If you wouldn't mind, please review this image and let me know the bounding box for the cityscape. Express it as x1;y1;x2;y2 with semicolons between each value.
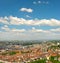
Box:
0;40;60;63
0;0;60;63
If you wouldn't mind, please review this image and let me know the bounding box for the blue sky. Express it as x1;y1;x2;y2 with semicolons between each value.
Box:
0;0;60;40
0;0;60;19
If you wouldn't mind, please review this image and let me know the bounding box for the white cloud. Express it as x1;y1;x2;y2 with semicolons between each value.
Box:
12;29;26;32
35;19;60;26
33;1;37;4
9;16;60;26
4;25;8;28
29;27;51;33
0;29;60;40
38;1;41;4
1;25;60;40
1;25;60;33
1;25;26;32
1;25;10;31
43;1;49;4
50;28;60;32
26;15;31;18
0;16;60;26
30;27;43;32
33;1;49;5
9;16;23;25
0;16;9;24
20;8;33;13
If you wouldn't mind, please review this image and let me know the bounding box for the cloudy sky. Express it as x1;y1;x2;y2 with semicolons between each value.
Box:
0;0;60;40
